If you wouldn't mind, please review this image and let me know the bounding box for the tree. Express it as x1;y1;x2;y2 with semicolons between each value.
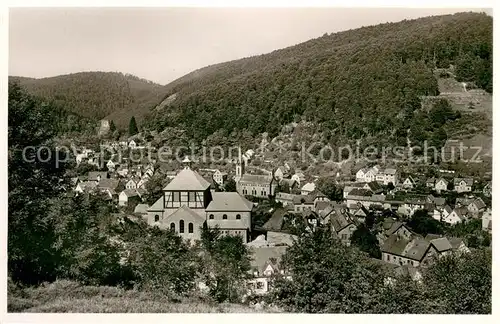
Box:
109;120;116;132
129;116;139;136
422;248;491;313
224;178;237;192
199;225;251;302
407;209;444;236
270;225;386;313
8;82;70;285
144;173;169;205
316;177;343;201
386;182;395;191
350;225;382;259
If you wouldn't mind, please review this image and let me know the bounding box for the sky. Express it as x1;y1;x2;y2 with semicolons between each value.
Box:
9;7;491;85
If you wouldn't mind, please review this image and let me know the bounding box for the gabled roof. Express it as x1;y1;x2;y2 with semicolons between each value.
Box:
366;181;382;192
163;167;211;191
330;210;355;233
292;195;315;205
248;246;287;276
162;205;205;223
98;178;121;190
429;237;453;252
134;203;149;214
121;189;139;198
206;192;254;212
426;177;436;184
263;208;288;231
382;235;430;261
453;177;474;186
471;198;486;210
301;182;316;192
383;168;397;175
315;201;331;214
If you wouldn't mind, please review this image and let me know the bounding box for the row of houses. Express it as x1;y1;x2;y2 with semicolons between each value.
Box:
356;165;399;185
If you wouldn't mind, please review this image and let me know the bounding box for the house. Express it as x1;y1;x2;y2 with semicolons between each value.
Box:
147;165;255;242
300;182;316;195
443;207;468;225
467;198;486;216
381;236;436;268
279;178;298;191
356;168;368;183
128;140;137;149
291;172;305;185
274;167;288;181
237;174;277;198
456;197;474;207
432;205;453;222
88;171;109;184
482;209;492;233
402;176;417;189
426;178;436;188
363;181;383;194
125;179;138;190
75;181;98;194
106;159;117;171
275;192;298;206
482;181;492;197
292;195;315;213
98;178;122;192
119;189;141;206
246;231;296;248
375;168;399;185
343;183;365;198
454;178;473;193
137;178;149;189
212;169;228;186
116;166;129;177
206;192;254;242
330;207;357;246
434;178;449;193
246;246;288;295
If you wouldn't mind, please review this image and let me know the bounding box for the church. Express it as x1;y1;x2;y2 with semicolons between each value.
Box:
147;161;254;243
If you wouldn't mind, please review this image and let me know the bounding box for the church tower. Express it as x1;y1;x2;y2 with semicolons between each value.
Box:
235;147;245;182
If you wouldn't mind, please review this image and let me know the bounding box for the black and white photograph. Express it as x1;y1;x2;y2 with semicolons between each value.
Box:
4;3;494;316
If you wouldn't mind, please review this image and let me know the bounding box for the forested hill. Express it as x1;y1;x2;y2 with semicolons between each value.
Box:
9;72;167;127
146;12;492;143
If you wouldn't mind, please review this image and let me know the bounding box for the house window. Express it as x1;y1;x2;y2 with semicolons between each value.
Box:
256;282;264;289
209;214;214;220
188;222;194;233
173;192;180;201
179;220;185;233
223;214;228;220
170;222;175;231
236;214;241;220
386;254;390;261
189;191;196;201
154;215;159;222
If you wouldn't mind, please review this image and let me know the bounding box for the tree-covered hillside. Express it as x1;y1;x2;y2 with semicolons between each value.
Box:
9;72;167;127
146;12;492;143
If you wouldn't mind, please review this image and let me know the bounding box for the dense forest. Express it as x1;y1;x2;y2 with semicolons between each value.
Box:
144;12;492;145
9;72;167;128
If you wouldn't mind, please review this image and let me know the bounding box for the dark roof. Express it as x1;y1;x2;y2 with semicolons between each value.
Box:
429;237;453;252
381;235;430;261
292;195;315;205
88;171;109;181
347;188;372;197
315;201;331;214
239;174;273;185
366;181;382;192
330;211;354;233
262;208;288;231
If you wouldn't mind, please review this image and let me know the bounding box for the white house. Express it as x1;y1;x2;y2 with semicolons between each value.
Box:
402;176;416;189
443;208;468;225
106;160;116;170
125;179;138;190
119;189;139;206
454;178;473;193
291;172;305;185
482;208;492;233
301;182;316;195
128;140;137;149
432;205;453;222
434;178;449;193
213;169;228;186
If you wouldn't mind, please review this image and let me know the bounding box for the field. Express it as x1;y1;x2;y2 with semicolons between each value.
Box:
8;280;279;313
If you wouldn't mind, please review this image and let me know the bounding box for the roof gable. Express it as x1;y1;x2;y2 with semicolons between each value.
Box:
163;167;211;191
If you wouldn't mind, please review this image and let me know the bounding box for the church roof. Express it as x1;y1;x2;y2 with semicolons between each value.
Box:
206;192;254;212
163;167;211;191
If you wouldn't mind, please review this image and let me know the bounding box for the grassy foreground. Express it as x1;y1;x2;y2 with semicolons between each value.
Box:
8;280;279;313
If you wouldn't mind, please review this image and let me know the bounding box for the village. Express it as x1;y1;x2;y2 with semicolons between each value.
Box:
68;132;492;296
